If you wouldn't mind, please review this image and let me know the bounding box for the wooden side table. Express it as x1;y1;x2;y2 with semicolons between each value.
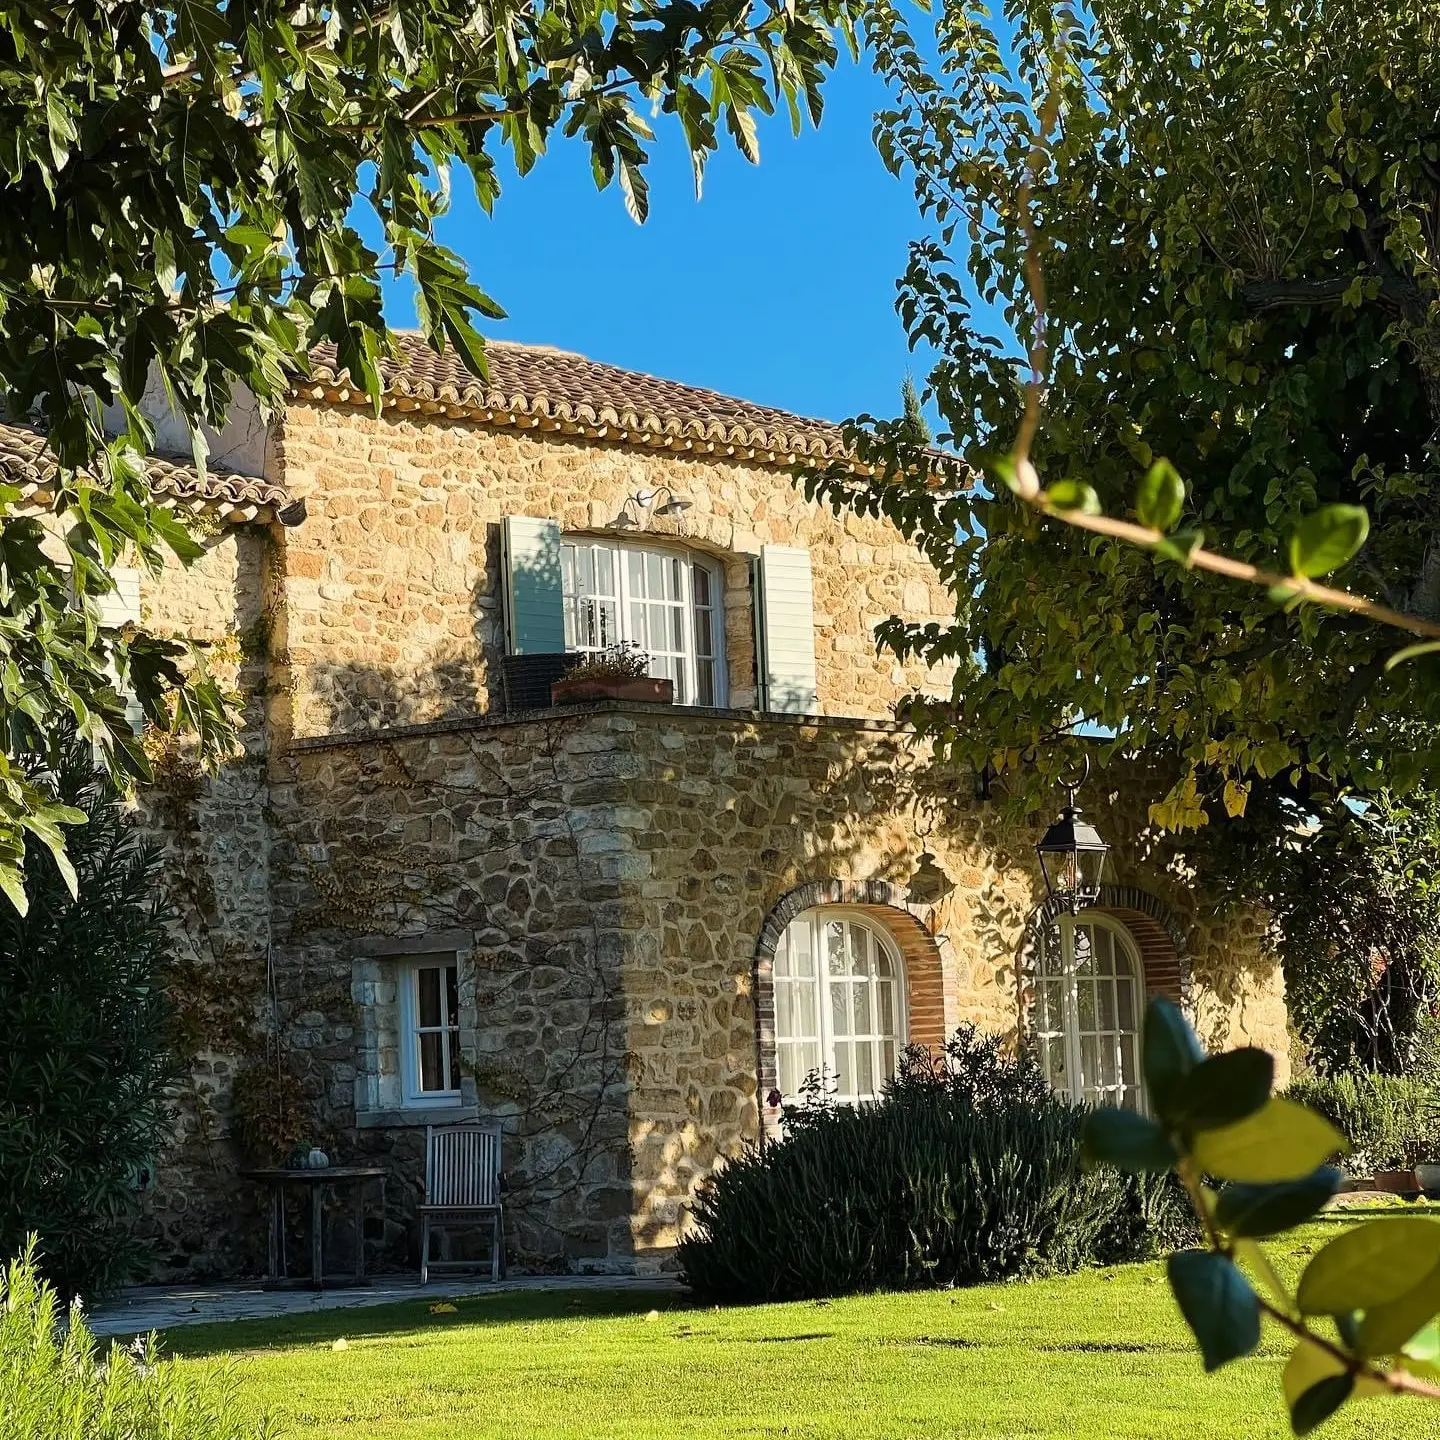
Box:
241;1166;387;1289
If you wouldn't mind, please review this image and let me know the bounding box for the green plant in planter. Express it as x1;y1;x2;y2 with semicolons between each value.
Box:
1085;1000;1440;1432
563;643;653;683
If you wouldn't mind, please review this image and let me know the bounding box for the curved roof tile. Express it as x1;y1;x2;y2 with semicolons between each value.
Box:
0;421;292;522
307;333;856;464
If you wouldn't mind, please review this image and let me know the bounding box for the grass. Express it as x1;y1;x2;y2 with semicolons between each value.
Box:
160;1216;1435;1440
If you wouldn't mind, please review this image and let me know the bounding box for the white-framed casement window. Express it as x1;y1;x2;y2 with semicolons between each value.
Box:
560;538;725;706
772;909;906;1106
1034;914;1144;1110
399;957;462;1106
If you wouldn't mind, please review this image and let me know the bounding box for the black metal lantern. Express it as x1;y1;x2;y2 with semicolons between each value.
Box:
1036;766;1110;914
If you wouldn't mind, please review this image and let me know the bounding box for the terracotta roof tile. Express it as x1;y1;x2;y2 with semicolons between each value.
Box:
307;333;855;464
0;420;292;523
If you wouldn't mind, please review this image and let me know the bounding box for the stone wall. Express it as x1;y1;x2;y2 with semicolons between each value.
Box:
134;697;1287;1279
270;401;955;738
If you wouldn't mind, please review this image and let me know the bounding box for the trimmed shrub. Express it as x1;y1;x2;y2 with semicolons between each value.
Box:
1286;1071;1440;1173
679;1026;1195;1302
0;1243;273;1440
0;739;179;1299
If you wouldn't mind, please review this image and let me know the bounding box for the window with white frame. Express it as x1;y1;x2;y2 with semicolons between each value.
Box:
560;538;724;705
400;957;462;1105
1033;915;1144;1110
772;910;905;1106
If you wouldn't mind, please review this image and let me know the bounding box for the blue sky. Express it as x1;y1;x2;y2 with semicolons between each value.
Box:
378;56;936;430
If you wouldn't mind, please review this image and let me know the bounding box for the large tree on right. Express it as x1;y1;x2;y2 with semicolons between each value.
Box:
832;0;1440;832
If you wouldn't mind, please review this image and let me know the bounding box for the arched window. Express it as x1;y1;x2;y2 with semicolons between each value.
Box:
1034;914;1144;1110
772;909;906;1105
560;537;725;705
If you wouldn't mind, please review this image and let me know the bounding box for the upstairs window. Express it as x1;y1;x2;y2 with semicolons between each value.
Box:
561;539;724;706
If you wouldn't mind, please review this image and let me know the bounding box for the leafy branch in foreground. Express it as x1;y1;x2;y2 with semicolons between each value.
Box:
0;0;863;909
1085;1001;1440;1433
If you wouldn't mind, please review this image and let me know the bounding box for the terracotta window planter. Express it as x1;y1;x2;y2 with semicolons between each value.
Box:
550;674;674;706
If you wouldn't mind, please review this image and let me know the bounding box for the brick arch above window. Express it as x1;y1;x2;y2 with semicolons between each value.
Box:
752;878;951;1136
1019;884;1192;1013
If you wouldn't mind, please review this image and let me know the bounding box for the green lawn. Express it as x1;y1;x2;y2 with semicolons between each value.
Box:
162;1219;1432;1440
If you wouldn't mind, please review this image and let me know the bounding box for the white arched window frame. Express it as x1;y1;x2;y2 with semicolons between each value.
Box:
560;537;725;706
1033;913;1145;1110
772;908;907;1106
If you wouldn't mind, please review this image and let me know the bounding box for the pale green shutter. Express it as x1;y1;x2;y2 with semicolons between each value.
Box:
96;567;144;732
757;544;819;714
96;566;141;629
502;516;564;654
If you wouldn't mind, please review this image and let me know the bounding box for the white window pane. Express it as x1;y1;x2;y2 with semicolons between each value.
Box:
832;1044;852;1098
826;922;846;975
694;565;711;606
778;1046;799;1098
1099;978;1117;1031
848;923;869;976
855;1043;874;1100
796;976;818;1037
877;981;894;1036
418;967;443;1028
774;931;791;979
1118;975;1135;1030
831;981;850;1037
419;1030;445;1091
1080;1033;1099;1088
696;658;715;706
1078;978;1096;1030
851;983;870;1035
791;922;813;978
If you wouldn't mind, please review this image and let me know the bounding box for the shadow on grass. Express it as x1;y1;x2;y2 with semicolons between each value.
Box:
158;1287;693;1360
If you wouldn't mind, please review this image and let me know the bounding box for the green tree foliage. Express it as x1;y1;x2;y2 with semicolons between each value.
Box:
1086;999;1440;1431
816;0;1440;834
898;372;931;446
0;739;179;1299
0;0;863;908
1253;793;1440;1075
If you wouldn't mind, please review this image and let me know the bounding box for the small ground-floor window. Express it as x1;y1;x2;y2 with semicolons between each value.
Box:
401;958;462;1105
773;909;906;1105
1034;914;1144;1110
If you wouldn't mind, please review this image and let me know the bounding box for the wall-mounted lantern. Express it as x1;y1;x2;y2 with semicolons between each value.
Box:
613;486;693;529
1036;760;1110;914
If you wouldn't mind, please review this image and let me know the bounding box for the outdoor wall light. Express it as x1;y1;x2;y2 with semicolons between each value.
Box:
1035;758;1110;914
613;485;693;529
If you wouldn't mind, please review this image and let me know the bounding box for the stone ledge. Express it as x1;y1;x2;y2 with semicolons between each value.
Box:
288;700;913;753
355;1104;479;1129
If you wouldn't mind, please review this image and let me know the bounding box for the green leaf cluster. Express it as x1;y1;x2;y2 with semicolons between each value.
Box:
1085;998;1440;1430
0;0;862;907
818;0;1440;850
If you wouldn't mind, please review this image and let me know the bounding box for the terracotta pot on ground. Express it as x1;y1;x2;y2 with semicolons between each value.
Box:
551;674;674;706
1373;1168;1420;1195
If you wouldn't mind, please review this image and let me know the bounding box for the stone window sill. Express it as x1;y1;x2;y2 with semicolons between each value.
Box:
355;1104;479;1129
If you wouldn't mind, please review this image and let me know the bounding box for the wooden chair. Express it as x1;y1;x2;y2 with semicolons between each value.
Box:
419;1122;505;1285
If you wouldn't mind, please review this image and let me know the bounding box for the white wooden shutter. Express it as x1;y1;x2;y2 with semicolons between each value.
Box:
756;544;819;714
96;566;142;629
95;567;144;732
501;516;564;654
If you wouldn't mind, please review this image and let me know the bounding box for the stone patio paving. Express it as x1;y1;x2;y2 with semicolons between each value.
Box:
88;1273;683;1337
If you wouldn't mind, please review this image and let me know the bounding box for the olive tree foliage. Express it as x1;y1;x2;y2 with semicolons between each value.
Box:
813;0;1440;835
0;0;863;910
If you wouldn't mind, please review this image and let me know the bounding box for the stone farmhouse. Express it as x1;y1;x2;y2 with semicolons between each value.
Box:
2;337;1290;1278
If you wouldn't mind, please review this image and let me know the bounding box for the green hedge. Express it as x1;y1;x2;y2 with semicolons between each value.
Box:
679;1026;1195;1302
1285;1071;1440;1173
0;1244;273;1440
